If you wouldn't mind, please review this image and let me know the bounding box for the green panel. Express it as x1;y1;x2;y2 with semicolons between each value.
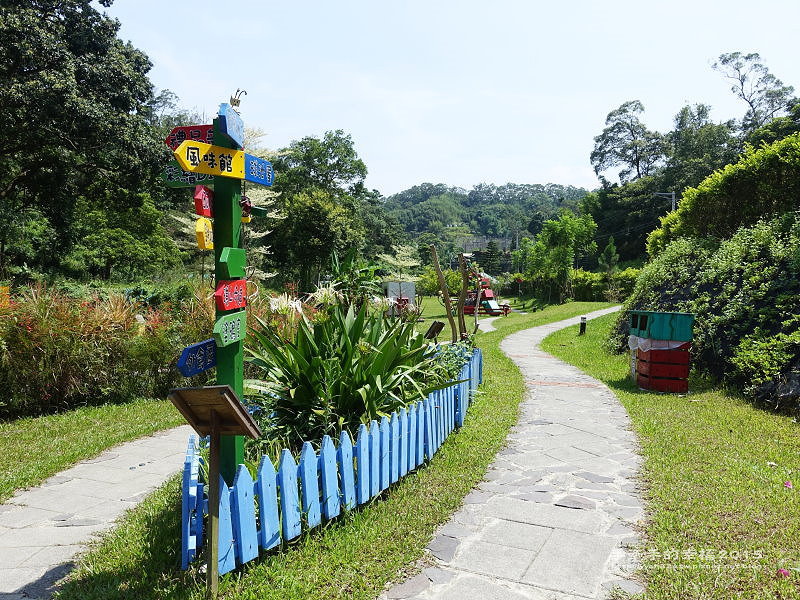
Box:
249;205;269;217
630;310;694;341
213;310;247;347
219;247;246;279
162;159;215;188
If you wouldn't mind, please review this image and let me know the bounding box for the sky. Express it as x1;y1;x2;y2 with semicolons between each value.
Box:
101;0;800;196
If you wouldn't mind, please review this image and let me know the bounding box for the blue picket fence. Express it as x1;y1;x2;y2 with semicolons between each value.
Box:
180;348;483;573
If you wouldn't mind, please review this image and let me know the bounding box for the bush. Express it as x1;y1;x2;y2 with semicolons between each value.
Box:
0;284;214;418
648;133;800;255
244;303;452;453
612;213;800;410
572;268;640;302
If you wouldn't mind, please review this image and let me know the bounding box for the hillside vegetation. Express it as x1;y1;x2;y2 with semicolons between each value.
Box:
611;132;800;411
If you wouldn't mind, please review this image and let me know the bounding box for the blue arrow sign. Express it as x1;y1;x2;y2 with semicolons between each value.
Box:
177;338;217;377
217;103;244;149
244;154;275;186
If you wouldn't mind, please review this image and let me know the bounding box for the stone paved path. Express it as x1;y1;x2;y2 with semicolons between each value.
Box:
382;306;645;600
0;425;193;599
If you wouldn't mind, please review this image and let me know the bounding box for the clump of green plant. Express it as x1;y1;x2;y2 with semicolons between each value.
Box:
610;212;800;411
244;303;450;454
0;282;215;418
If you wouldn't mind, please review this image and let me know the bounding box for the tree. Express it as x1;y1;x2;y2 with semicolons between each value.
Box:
597;236;619;276
483;241;501;275
663;104;738;194
378;244;420;282
272;130;368;206
267;189;364;291
713;52;795;134
747;100;800;147
590;100;666;183
0;0;165;278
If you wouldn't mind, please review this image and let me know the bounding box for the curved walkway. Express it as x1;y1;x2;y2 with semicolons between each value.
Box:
382;306;644;600
0;425;193;599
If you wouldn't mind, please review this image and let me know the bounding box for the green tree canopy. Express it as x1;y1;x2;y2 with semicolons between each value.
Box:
0;0;168;279
590;100;666;183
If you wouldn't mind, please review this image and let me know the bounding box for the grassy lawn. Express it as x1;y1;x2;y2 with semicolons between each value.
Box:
541;313;800;600
415;294;528;341
0;399;183;503
56;301;613;600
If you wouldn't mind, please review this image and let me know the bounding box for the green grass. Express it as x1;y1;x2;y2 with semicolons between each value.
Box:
541;313;800;600
0;399;183;502
56;302;613;600
415;294;530;341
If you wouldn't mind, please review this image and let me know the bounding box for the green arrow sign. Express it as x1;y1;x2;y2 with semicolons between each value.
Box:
219;247;246;279
213;311;247;347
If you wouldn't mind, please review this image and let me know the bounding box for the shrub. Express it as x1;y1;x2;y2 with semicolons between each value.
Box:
244;303;450;453
0;283;214;418
612;213;800;410
572;268;640;302
648;133;800;255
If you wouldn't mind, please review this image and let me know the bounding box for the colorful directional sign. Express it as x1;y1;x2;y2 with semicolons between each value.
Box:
213;311;247;347
177;338;217;377
162;160;215;188
195;217;214;249
219;247;246;278
175;140;245;180
214;279;247;311
217;103;244;149
193;185;214;218
174;141;274;187
244;154;275;186
165;125;214;150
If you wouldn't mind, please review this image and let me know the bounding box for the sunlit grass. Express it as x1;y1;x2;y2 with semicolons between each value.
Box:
0;399;183;502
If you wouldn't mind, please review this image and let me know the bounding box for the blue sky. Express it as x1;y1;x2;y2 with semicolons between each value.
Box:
102;0;800;195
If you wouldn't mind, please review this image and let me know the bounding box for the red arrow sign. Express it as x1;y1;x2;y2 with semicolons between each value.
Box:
165;125;213;151
214;279;247;311
193;185;214;218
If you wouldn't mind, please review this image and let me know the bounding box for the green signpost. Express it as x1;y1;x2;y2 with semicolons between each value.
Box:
171;101;275;485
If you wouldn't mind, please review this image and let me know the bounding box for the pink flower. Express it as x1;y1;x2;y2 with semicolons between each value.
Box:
777;568;791;578
784;481;793;489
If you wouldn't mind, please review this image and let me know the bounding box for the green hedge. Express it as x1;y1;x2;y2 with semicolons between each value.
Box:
648;133;800;255
612;213;800;411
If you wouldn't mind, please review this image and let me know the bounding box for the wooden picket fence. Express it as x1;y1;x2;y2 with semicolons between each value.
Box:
180;348;483;573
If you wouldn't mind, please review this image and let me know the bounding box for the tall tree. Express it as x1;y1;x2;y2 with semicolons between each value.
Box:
590;100;666;183
483;240;501;275
663;104;738;193
0;0;167;278
713;52;795;134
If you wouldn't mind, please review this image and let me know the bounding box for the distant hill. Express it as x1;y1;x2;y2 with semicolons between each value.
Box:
382;182;589;241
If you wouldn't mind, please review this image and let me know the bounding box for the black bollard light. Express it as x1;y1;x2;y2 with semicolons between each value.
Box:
578;316;587;336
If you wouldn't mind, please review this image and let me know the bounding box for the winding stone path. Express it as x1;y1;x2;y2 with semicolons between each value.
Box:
382;306;645;600
0;425;192;599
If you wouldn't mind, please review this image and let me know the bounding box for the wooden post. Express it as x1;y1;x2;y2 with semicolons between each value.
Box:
429;245;457;343
456;254;469;339
213;115;244;484
207;409;221;600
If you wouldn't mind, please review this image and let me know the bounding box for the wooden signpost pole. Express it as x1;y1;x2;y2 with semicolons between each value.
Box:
212;115;244;484
207;409;221;599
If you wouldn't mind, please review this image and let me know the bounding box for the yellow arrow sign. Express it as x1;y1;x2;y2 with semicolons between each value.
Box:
174;140;245;180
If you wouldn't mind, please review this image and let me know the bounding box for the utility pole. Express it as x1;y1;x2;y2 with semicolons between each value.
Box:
654;191;676;212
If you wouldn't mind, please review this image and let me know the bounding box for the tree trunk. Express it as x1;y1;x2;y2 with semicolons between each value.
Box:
430;245;457;343
456;254;469;338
